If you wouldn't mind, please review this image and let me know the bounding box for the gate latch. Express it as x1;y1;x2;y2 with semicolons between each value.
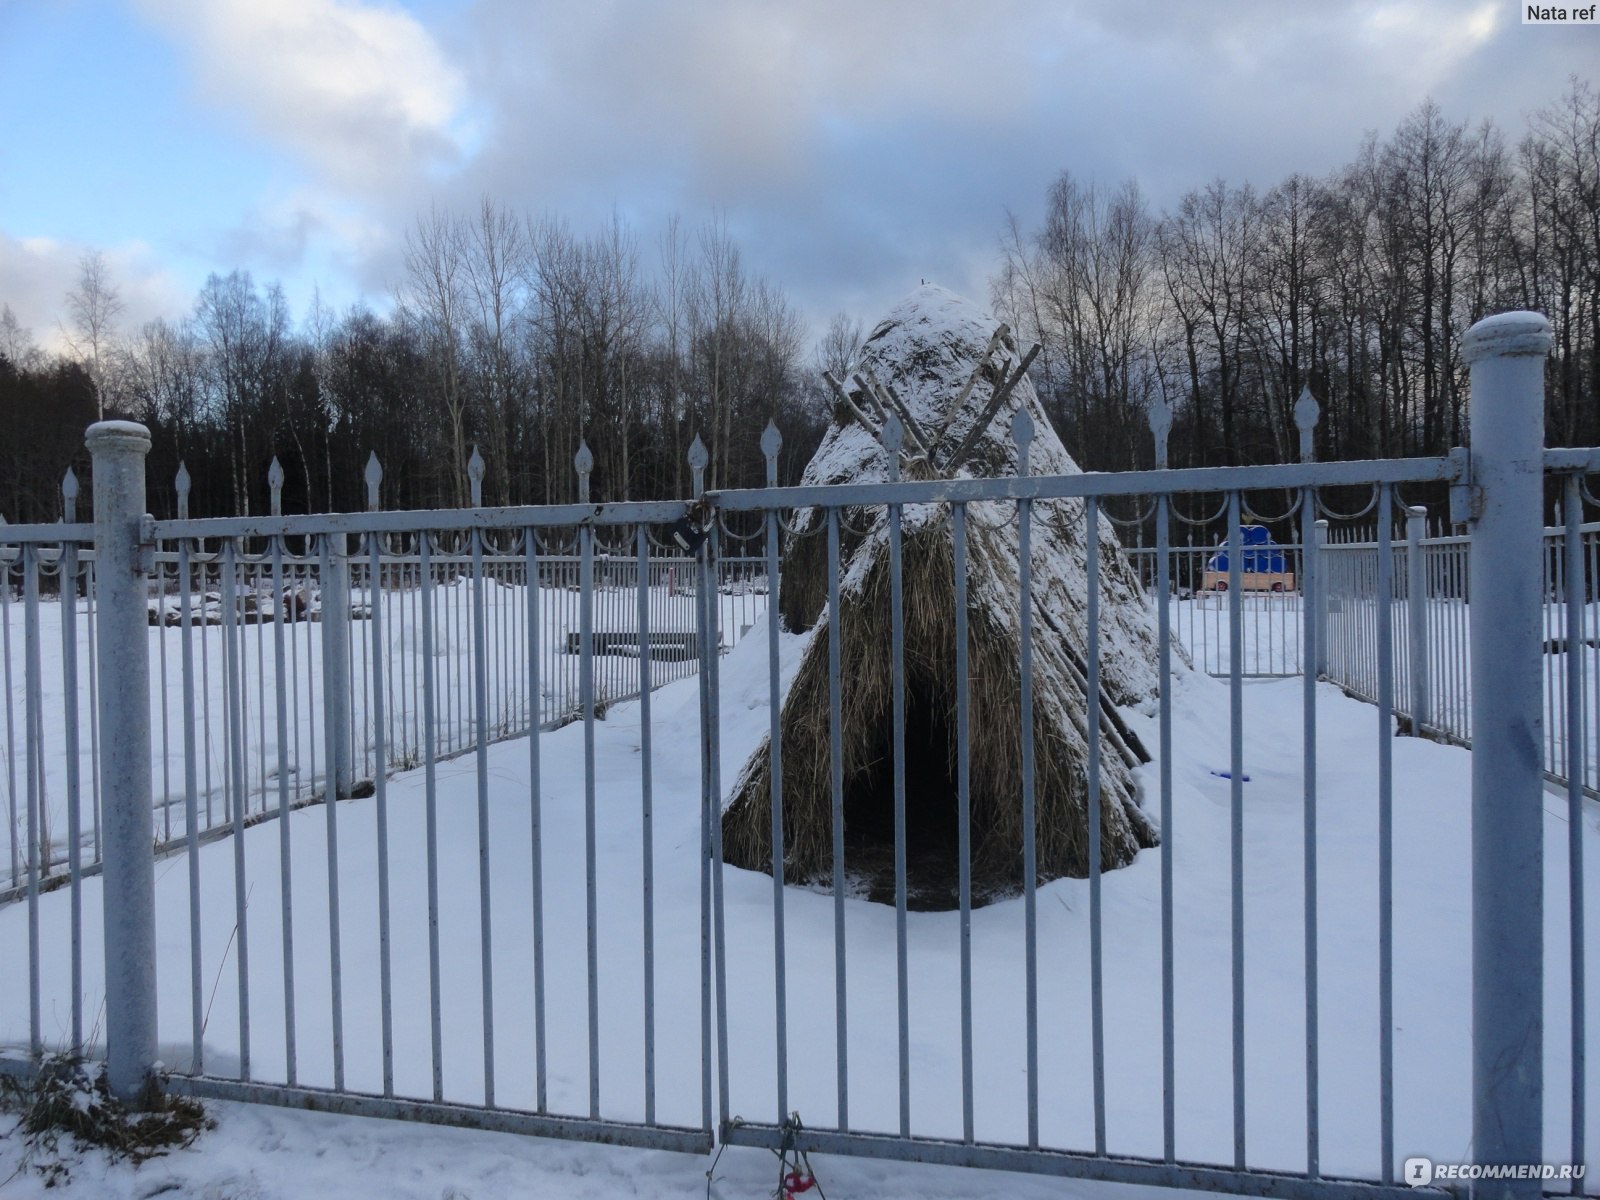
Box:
669;498;712;555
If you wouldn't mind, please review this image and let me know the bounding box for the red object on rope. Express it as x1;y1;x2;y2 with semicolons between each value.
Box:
782;1170;816;1198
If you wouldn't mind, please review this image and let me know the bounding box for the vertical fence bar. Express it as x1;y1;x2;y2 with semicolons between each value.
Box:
526;525;548;1114
179;532;203;1075
23;544;41;1058
1464;311;1551;1200
695;441;732;1135
827;505;848;1132
890;445;911;1139
317;535;346;1092
1376;487;1395;1183
222;540;251;1080
1562;474;1587;1192
1406;506;1429;734
1301;492;1321;1178
470;448;496;1108
324;535;352;802
953;500;975;1145
1227;490;1246;1169
86;421;157;1102
760;421;789;1124
1315;520;1329;679
420;534;443;1102
577;442;601;1120
636;525;657;1126
1157;497;1176;1164
1591;531;1599;796
270;520;298;1086
61;471;84;1052
86;562;102;864
367;529;394;1097
2;532;16;891
1014;409;1040;1151
1084;497;1107;1159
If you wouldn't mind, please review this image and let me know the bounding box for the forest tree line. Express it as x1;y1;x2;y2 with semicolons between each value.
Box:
2;80;1597;524
993;81;1600;474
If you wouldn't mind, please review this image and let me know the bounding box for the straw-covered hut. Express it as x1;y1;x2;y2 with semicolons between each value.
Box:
720;284;1167;904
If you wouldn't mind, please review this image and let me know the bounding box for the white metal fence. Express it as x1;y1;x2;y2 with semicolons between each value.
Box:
0;311;1591;1200
0;474;770;901
1129;518;1600;798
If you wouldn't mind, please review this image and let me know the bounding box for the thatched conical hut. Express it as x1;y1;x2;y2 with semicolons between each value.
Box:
721;284;1166;905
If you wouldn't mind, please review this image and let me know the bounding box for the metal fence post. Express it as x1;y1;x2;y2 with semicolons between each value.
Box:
1405;506;1429;734
1464;311;1551;1199
87;420;157;1103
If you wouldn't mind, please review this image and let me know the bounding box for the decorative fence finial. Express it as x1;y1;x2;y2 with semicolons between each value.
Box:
761;421;782;487
174;462;190;520
575;440;594;504
62;467;79;521
1147;399;1172;469
1010;407;1035;478
688;434;709;498
880;412;903;482
468;445;485;507
268;456;285;516
1294;387;1321;464
365;451;383;512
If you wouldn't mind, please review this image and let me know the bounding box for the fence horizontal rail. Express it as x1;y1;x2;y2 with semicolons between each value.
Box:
0;523;95;544
708;453;1464;511
1545;448;1600;473
150;499;691;541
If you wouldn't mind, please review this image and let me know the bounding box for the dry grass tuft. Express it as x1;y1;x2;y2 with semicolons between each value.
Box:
0;1056;213;1187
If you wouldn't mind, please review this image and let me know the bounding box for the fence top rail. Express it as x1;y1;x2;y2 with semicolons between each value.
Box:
707;454;1463;513
1543;447;1600;473
0;521;95;544
150;499;692;541
1324;520;1600;552
146;549;699;568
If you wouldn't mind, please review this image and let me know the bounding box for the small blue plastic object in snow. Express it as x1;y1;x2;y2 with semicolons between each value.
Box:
1206;524;1287;574
1209;769;1251;781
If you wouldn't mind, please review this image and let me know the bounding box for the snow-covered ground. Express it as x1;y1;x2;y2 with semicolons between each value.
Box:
1;567;769;891
1;615;1595;1197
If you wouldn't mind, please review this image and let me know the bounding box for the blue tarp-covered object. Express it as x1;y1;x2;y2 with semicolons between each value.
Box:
1207;525;1287;574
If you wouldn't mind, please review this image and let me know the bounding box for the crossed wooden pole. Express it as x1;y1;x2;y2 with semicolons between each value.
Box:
824;322;1042;478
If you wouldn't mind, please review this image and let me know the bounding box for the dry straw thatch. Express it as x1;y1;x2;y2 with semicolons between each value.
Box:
721;285;1168;903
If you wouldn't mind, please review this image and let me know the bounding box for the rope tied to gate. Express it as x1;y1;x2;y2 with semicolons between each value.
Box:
775;1112;823;1200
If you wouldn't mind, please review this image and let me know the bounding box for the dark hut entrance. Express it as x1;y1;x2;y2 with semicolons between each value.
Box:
841;690;967;911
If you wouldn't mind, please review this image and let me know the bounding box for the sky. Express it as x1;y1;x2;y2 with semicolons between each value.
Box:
0;0;1595;355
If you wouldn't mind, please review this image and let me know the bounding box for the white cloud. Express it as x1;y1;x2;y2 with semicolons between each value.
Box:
136;0;468;191
0;234;189;356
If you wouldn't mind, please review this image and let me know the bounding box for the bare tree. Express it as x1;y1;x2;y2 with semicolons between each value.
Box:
0;304;42;370
402;204;471;506
64;249;125;418
463;196;529;504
